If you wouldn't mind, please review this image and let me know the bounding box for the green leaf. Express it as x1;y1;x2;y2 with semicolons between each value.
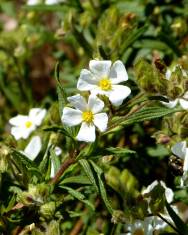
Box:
79;159;98;192
22;4;68;12
106;107;182;134
50;147;61;176
39;148;51;180
54;63;75;139
165;202;188;235
120;24;148;54
60;176;91;185
90;160;114;214
43;126;74;140
55;62;67;116
60;186;95;211
11;149;35;169
106;147;136;156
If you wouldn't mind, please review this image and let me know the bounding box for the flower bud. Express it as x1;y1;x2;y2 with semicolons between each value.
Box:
111;210;126;224
134;59;168;95
39;201;56;220
46;220;60;234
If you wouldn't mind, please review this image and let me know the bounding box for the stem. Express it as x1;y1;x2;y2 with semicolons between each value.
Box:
49;157;76;184
157;213;179;233
70;218;84;235
110;224;117;235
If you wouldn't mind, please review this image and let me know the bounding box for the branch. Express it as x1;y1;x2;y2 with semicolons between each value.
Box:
49;157;76;185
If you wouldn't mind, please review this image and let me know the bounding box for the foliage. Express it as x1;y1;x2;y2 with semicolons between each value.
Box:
0;0;188;234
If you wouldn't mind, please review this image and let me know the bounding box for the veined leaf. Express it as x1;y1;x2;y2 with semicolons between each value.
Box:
11;149;35;169
43;126;74;140
79;159;98;192
106;147;136;155
90;160;114;214
106;107;182;134
60;176;91;185
54;63;74;139
60;186;95;211
120;24;148;54
39;148;51;180
55;62;67;116
50;147;61;177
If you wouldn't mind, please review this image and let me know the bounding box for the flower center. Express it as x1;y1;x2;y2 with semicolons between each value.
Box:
25;121;32;128
82;111;94;123
133;229;144;235
99;77;112;91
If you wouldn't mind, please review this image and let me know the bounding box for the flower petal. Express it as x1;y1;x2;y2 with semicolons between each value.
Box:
24;136;42;160
29;108;46;126
55;146;62;156
76;122;96;142
171;141;187;159
50;162;55;178
77;69;98;91
183;148;188;171
45;0;59;4
160;181;174;203
22;125;36;139
161;99;178;108
109;60;128;84
179;98;188;110
9;115;28;126
109;85;131;106
67;94;87;111
142;180;158;194
11;127;24;140
27;0;39;5
165;69;171;80
88;95;104;113
93;113;108;132
62;107;82;126
89;60;112;77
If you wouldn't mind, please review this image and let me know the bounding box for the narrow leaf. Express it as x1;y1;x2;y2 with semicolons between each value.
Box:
60;186;95;211
90;160;114;214
79;159;98;192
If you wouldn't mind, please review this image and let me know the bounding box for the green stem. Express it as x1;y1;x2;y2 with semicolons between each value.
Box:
110;224;117;235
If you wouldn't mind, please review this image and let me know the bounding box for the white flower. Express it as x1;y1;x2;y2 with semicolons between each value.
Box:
27;0;41;5
21;136;42;160
9;108;46;140
161;66;188;109
124;215;176;235
62;94;108;142
77;60;131;106
45;0;61;4
142;180;174;203
171;141;188;186
54;146;62;156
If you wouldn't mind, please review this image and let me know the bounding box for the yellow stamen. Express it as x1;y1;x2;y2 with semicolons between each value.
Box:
82;111;94;123
99;77;112;91
25;121;32;128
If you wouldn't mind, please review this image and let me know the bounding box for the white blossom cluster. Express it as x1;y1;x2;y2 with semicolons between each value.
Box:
61;60;131;142
124;180;176;235
161;65;188;109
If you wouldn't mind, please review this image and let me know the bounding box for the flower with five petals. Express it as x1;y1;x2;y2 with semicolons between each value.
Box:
77;60;131;106
62;94;108;142
9;108;46;140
